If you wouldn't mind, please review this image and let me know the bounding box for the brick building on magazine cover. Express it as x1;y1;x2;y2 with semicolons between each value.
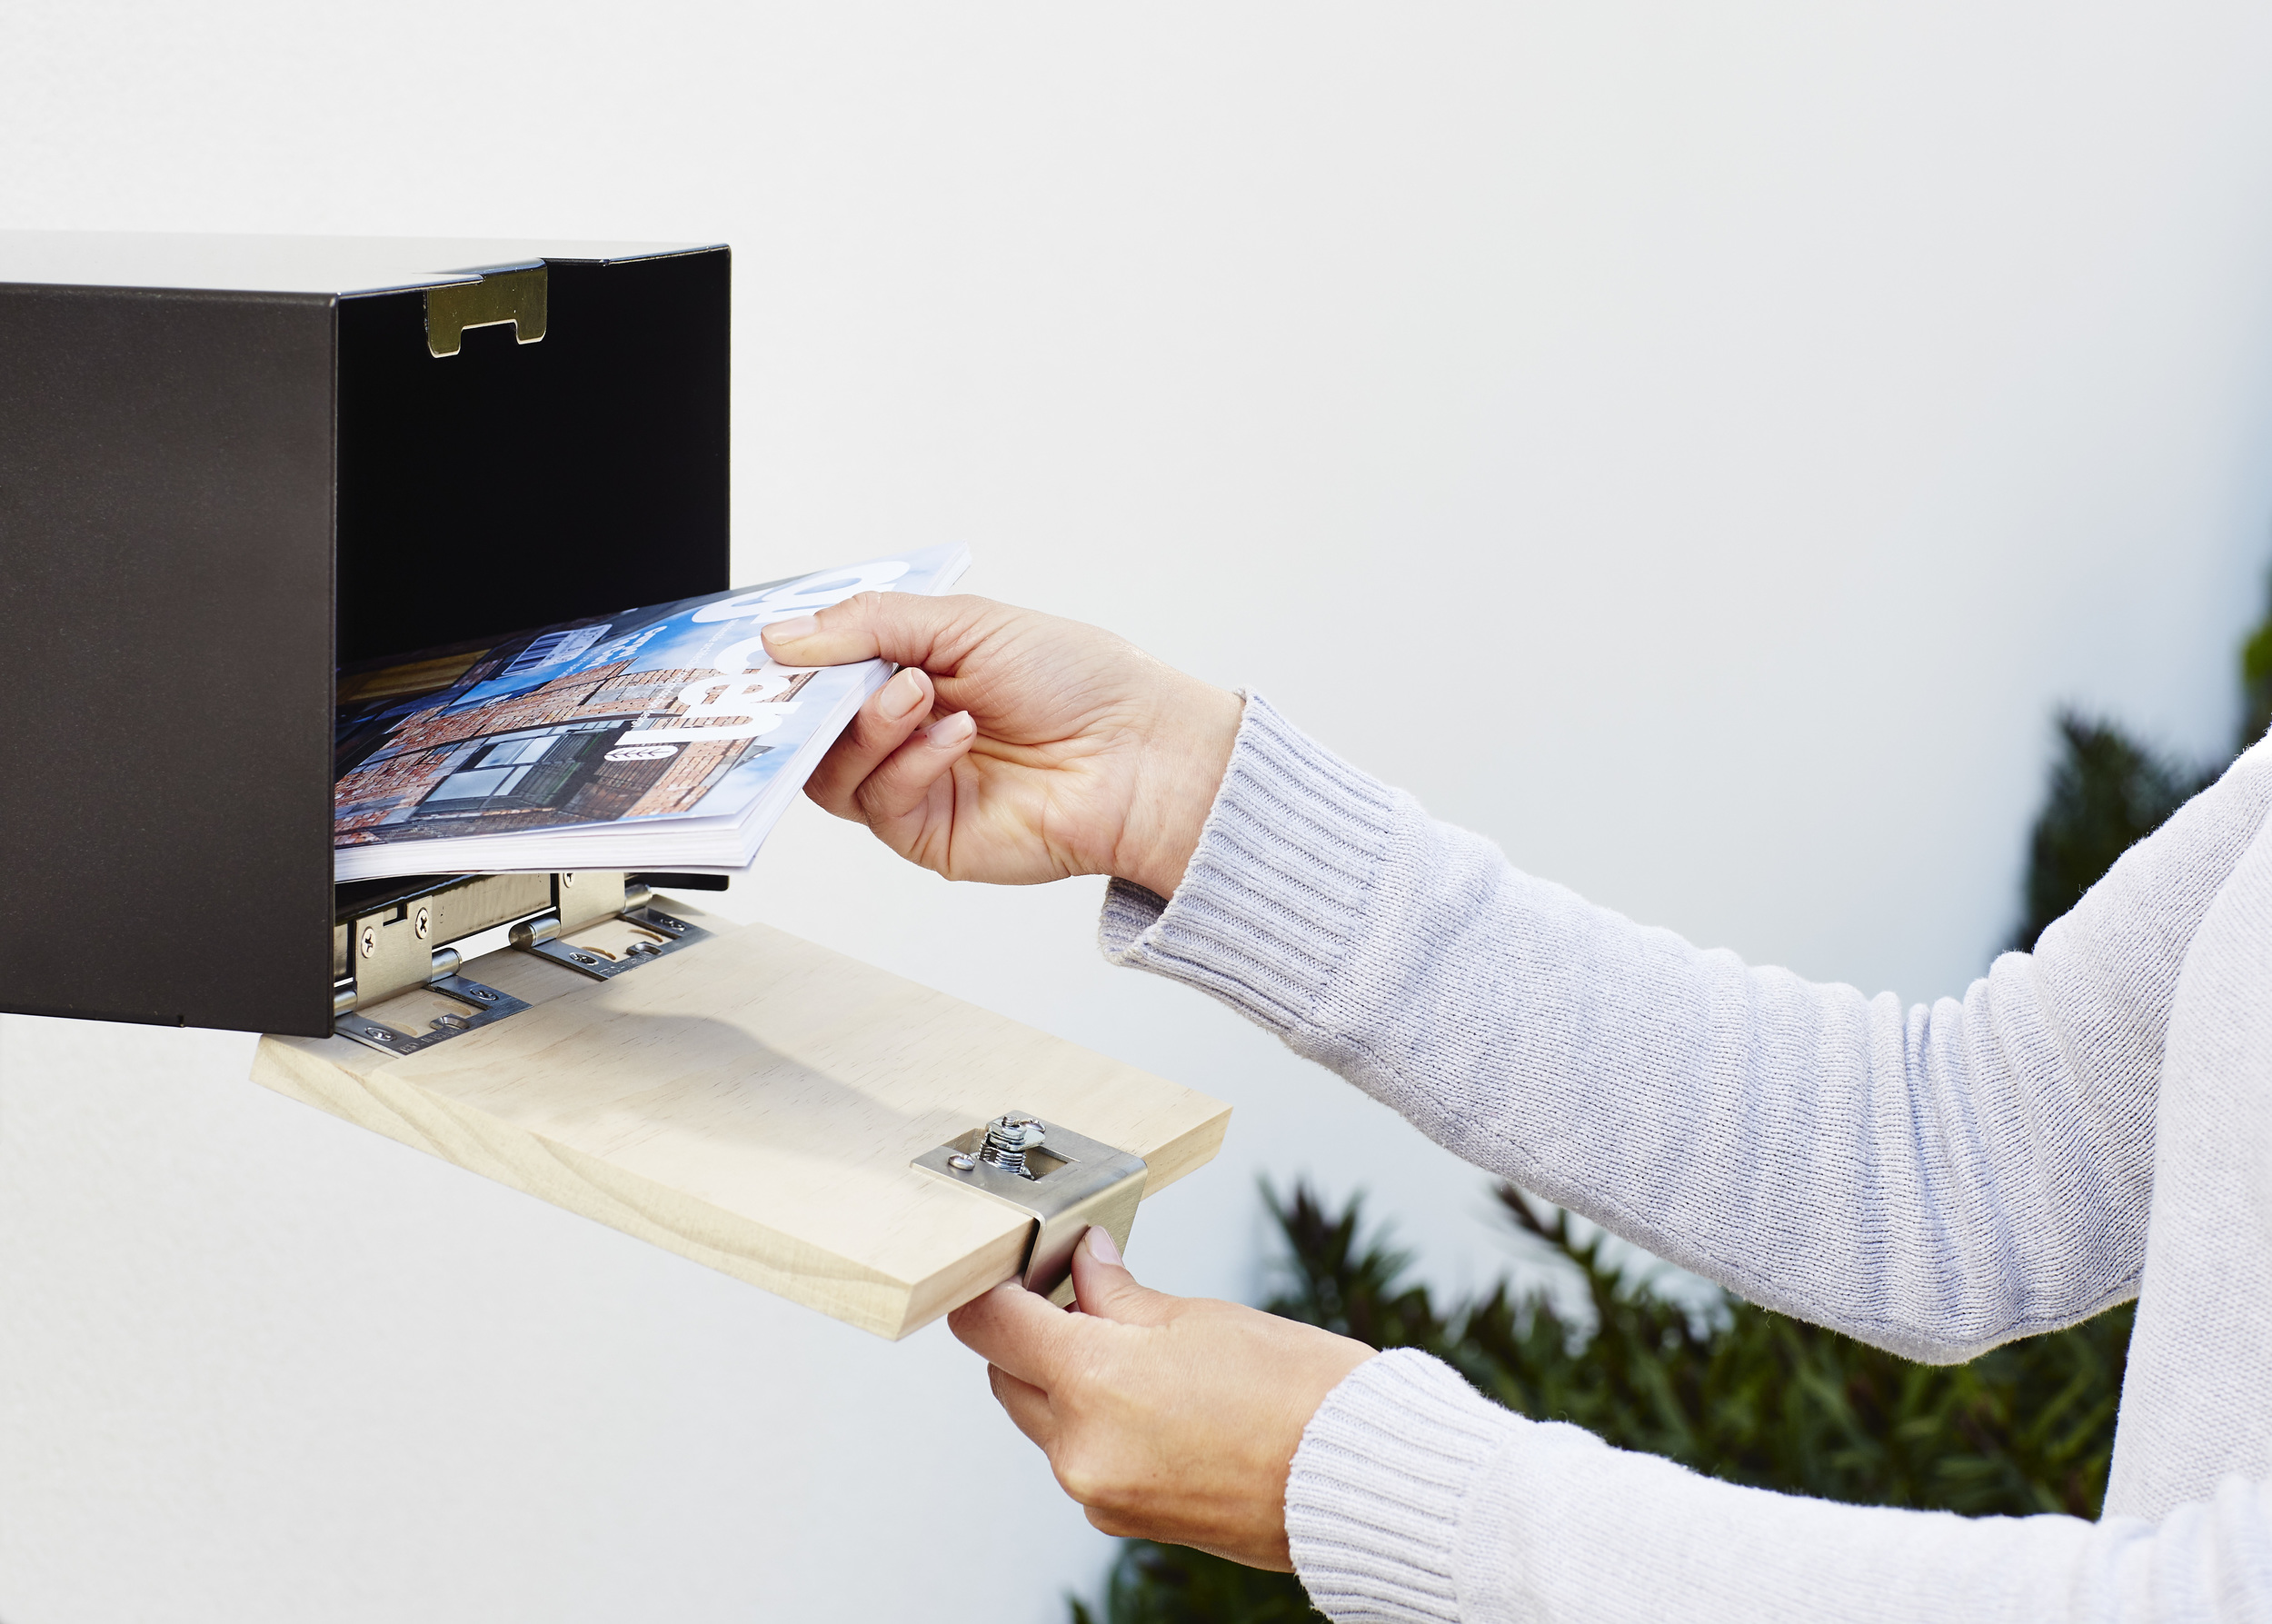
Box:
334;663;815;842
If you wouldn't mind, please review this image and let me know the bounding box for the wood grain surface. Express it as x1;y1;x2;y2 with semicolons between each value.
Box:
251;901;1231;1339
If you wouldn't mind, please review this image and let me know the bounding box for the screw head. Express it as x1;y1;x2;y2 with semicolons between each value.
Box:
431;1013;470;1031
571;951;600;966
414;907;431;940
359;924;376;958
469;988;496;1002
362;1026;392;1042
947;1153;976;1172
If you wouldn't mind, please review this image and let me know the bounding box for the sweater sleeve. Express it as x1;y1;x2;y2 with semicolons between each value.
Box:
1101;695;2272;1360
1285;1350;2272;1624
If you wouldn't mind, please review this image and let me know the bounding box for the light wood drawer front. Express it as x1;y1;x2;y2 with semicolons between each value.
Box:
253;902;1230;1339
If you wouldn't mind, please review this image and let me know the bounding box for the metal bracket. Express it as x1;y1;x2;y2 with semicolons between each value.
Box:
331;872;706;1056
509;900;710;980
912;1112;1149;1306
334;973;531;1057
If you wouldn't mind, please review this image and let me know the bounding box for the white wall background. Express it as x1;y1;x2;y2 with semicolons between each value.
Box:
5;4;2272;1619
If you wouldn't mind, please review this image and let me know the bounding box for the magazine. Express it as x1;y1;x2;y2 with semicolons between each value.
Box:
332;544;971;881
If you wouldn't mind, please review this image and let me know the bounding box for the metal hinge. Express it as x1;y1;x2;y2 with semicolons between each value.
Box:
331;872;709;1057
912;1111;1149;1305
508;878;706;981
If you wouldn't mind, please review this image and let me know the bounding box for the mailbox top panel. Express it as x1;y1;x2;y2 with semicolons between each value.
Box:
0;231;722;298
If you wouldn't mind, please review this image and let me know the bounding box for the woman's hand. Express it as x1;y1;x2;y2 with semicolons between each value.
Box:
762;594;1241;896
949;1229;1375;1570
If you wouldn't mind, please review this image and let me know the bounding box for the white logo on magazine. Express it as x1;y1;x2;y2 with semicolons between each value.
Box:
604;745;680;762
688;559;912;624
503;623;610;675
619;704;799;747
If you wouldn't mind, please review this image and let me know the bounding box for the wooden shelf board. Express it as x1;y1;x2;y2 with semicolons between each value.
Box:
251;902;1230;1339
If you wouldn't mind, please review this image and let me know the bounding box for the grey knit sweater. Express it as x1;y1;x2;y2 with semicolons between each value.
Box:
1100;694;2272;1623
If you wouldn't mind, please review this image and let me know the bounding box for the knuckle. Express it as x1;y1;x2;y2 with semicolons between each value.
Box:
1084;1504;1140;1539
1054;1471;1109;1508
844;783;888;829
1053;1453;1108;1506
1051;1441;1136;1519
851;775;897;824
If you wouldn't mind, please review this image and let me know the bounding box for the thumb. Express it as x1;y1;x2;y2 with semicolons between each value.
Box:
761;591;983;674
1070;1227;1174;1326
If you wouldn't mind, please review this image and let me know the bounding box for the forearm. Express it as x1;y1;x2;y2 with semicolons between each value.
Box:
1290;1350;2265;1624
1104;697;2272;1358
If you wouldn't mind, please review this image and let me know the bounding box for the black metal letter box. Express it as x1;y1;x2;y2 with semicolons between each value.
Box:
0;234;731;1036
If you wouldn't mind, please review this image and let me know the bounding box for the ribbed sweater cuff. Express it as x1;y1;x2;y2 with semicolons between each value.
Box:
1098;692;1400;1034
1285;1350;1519;1622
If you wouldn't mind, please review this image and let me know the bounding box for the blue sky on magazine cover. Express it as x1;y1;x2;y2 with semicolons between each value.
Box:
431;544;967;824
438;546;965;717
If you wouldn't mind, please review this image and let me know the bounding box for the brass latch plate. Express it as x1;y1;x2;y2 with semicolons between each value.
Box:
425;265;547;357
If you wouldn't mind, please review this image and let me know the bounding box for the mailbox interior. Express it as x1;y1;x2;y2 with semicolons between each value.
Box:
325;250;733;1030
337;251;729;668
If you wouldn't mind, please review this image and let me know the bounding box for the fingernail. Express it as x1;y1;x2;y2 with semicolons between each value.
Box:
1083;1227;1122;1267
882;667;927;721
926;711;975;747
763;614;820;644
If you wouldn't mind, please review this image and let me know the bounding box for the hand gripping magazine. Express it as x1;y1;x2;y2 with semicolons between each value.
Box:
332;544;969;881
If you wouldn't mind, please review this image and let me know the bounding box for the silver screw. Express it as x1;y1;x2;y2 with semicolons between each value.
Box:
431;1013;469;1031
979;1114;1047;1178
414;906;431;940
947;1153;976;1172
363;1027;392;1042
359;924;376;959
571;951;600;966
626;940;662;958
469;988;496;1002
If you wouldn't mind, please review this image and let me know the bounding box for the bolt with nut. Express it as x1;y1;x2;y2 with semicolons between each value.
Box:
978;1113;1047;1178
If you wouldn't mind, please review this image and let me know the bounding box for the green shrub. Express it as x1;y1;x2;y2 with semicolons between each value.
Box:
2012;712;2213;952
2240;568;2272;752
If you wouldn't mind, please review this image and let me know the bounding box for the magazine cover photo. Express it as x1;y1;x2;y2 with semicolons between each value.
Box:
331;544;969;876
